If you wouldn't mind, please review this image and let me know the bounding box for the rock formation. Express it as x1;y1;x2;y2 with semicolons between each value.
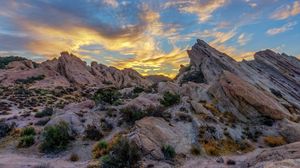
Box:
0;39;299;168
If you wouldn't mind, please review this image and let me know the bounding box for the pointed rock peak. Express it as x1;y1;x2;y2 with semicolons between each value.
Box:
196;39;210;48
254;49;277;58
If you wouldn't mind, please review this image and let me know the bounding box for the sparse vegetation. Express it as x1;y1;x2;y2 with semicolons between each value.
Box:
161;145;176;160
263;136;286;147
202;138;254;156
39;121;71;153
160;91;180;107
93;88;121;105
15;75;45;84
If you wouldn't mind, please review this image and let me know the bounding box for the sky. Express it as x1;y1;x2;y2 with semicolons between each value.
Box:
0;0;299;77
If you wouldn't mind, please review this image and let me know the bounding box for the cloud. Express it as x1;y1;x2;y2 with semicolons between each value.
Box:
244;0;257;8
164;0;228;22
102;0;119;8
270;1;300;20
266;22;297;36
238;33;252;46
1;1;186;77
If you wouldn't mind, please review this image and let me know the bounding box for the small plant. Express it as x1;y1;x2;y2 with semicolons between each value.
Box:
18;135;35;148
34;107;53;118
190;145;201;155
69;153;80;162
92;140;109;158
120;105;146;124
161;145;176;160
20;127;36;136
160;92;180;107
39;121;71;153
93;88;121;105
18;127;36;148
84;125;103;140
263;136;286;147
101;138;141;168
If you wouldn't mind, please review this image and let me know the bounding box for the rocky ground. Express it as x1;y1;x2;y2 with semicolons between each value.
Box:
0;39;300;168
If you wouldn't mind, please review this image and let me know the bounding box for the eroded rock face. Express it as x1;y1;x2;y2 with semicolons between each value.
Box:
218;71;291;120
129;117;193;160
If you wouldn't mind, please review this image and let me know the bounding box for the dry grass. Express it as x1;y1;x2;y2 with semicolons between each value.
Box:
202;138;254;156
263;136;286;147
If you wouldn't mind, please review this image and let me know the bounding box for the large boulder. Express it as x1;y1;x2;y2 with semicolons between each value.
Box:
129;117;193;160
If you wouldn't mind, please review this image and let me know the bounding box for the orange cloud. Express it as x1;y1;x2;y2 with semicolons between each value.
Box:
164;0;228;22
270;1;300;20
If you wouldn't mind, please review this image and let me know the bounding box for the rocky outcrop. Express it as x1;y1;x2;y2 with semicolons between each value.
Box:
0;52;152;88
176;39;245;84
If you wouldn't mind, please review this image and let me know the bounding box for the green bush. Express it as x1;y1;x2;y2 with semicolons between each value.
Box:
160;92;180;107
93;88;121;105
39;121;71;153
101;138;141;168
161;145;176;160
18;127;36;148
120;105;146;124
34;107;53;118
20;127;36;136
18;135;35;148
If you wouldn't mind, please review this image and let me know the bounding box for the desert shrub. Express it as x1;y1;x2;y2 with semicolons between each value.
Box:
263;136;286;147
101;138;141;168
84;125;103;140
35;107;53;118
190;145;201;155
120;105;146;124
18;135;35;148
15;75;45;84
39;121;71;153
0;56;27;69
69;153;79;162
161;145;176;160
93;88;121;105
93;140;109;158
20;127;36;136
160;92;180;107
133;87;144;94
18;127;36;148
